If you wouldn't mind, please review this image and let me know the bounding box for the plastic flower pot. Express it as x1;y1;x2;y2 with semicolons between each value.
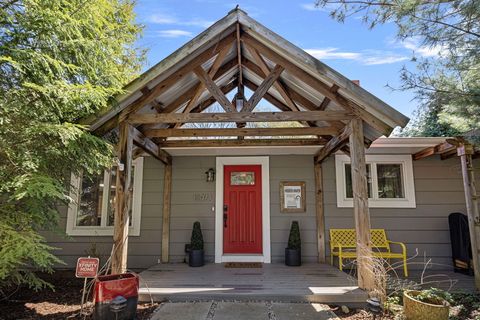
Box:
94;272;139;320
403;290;449;320
285;248;301;266
188;249;204;267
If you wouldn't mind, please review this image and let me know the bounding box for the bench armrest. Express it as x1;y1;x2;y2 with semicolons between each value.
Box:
387;240;406;253
330;243;343;252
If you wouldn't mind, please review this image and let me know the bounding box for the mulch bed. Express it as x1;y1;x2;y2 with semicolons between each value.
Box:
0;270;159;320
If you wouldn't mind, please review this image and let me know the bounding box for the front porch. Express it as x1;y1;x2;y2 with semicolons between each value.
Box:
138;263;366;305
137;262;476;306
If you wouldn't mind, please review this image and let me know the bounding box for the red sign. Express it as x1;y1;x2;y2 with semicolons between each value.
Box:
76;257;99;278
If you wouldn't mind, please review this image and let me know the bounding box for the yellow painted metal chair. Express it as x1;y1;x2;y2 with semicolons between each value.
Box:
329;228;408;277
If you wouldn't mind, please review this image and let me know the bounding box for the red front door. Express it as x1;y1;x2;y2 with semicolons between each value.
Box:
223;165;262;254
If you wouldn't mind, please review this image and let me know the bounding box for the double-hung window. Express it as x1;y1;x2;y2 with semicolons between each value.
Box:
66;157;144;236
335;154;415;208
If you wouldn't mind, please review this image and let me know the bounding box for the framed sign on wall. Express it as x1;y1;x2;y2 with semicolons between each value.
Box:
280;181;306;213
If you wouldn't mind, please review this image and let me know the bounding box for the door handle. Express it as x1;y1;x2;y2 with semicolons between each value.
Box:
223;205;228;228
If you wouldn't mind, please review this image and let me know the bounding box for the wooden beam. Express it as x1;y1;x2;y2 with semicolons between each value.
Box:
314;122;352;163
243;78;291;112
161;162;173;263
244;45;300;111
458;143;480;289
194;66;236;113
128;111;354;124
118;32;236;122
242;58;345;130
314;162;326;263
131;126;171;165
318;84;339;110
243;64;284;112
236;22;243;87
241;33;392;136
179;44;232;118
159;138;326;148
413;146;436;161
349;118;374;291
159;57;237;114
413;141;456;161
190;80;238;114
111;122;133;274
144;127;338;138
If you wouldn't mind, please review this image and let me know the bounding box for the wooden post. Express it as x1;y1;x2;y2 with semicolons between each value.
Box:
314;162;326;263
161;162;173;263
111;122;133;274
349;118;374;291
458;143;480;289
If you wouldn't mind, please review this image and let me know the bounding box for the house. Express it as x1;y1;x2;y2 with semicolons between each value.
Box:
46;8;480;298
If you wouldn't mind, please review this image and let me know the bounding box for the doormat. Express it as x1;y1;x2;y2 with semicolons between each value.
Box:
224;262;263;268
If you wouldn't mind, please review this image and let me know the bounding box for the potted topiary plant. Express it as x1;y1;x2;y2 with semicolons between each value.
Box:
285;221;301;266
189;221;204;267
403;288;451;320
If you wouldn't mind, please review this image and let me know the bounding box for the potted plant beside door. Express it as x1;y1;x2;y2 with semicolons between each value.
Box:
189;221;204;267
285;221;301;266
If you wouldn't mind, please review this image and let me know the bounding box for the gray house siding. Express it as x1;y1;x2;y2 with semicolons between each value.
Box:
323;155;468;270
46;154;472;271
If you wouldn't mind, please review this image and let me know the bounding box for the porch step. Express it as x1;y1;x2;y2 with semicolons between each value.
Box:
137;263;368;307
138;287;368;307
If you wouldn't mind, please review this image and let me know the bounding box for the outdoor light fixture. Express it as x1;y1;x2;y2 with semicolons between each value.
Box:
205;168;215;182
234;92;244;111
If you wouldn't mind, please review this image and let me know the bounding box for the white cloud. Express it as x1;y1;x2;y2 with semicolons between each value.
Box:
401;38;445;58
181;18;214;28
146;13;214;28
305;48;408;65
156;30;193;38
305;48;361;60
148;13;177;24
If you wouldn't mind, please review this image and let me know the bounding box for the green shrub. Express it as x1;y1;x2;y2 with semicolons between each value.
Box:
190;222;204;250
287;221;301;250
413;288;452;306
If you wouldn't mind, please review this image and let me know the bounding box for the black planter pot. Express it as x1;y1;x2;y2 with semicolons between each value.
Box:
188;249;204;267
285;248;301;266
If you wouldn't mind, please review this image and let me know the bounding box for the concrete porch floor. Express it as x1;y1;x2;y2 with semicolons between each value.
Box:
138;263;367;306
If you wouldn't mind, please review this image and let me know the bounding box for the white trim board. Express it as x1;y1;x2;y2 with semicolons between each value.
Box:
215;156;271;263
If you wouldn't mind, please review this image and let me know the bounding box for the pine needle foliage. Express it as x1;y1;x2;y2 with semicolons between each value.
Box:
0;0;144;293
315;0;480;138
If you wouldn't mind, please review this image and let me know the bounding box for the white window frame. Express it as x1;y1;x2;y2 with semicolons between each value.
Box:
66;157;144;236
335;154;416;208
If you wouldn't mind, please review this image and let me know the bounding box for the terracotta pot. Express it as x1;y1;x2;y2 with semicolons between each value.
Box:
403;290;449;320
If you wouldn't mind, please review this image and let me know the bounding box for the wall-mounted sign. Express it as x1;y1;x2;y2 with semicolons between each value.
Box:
280;181;306;213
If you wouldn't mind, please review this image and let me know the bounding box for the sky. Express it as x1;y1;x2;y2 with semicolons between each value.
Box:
133;0;439;118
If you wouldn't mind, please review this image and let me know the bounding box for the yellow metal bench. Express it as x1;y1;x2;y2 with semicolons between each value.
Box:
329;229;408;277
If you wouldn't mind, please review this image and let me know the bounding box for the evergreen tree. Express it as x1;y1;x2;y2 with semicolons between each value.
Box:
314;0;480;137
0;0;144;292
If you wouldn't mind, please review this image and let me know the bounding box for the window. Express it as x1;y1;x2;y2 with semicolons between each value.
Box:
66;157;144;236
335;155;415;208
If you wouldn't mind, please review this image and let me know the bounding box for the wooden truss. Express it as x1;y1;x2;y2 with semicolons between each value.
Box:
98;17;411;292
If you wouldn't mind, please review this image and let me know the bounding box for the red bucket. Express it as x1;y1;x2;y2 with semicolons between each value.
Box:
94;272;139;320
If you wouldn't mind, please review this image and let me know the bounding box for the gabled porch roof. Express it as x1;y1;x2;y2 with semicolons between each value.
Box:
83;7;409;152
